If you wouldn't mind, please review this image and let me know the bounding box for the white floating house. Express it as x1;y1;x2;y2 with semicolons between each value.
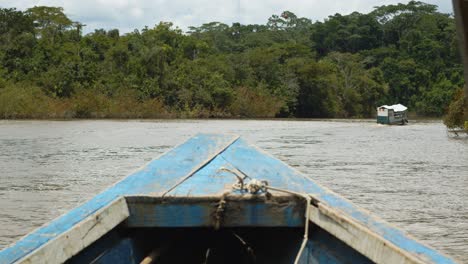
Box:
377;104;408;125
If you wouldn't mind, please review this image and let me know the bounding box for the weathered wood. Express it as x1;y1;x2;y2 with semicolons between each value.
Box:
0;134;458;264
124;195;305;228
0;134;239;264
219;138;457;264
308;203;447;264
140;247;165;264
447;129;468;135
16;197;129;264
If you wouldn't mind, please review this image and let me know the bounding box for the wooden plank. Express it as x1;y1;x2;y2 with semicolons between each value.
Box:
308;203;453;264
16;197;129;264
124;195;304;227
219;138;457;264
0;134;457;263
0;134;239;264
301;226;374;264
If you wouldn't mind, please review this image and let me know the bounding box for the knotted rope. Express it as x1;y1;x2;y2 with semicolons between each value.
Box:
220;167;312;264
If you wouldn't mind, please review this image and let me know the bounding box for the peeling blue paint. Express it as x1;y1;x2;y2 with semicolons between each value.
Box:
125;200;303;227
0;134;238;264
218;138;456;264
0;134;456;264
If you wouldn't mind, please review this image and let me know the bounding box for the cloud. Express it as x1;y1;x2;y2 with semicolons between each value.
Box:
0;0;454;34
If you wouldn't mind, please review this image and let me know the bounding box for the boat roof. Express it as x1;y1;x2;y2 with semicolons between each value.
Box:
379;104;408;111
0;134;456;264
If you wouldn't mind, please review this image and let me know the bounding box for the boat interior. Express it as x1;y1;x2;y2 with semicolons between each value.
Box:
1;134;455;264
67;226;373;264
66;196;373;264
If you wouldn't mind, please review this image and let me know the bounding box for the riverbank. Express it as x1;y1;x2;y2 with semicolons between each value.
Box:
0;84;452;120
0;97;446;121
0;85;285;119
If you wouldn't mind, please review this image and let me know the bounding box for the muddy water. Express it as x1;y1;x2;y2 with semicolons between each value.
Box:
0;120;467;261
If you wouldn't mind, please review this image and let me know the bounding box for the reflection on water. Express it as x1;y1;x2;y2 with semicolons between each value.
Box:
0;120;467;261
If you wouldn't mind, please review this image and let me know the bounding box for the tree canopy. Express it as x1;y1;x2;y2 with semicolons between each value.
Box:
0;1;464;118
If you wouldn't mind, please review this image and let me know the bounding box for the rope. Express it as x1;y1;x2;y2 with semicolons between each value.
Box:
267;186;311;264
214;195;227;230
222;168;312;264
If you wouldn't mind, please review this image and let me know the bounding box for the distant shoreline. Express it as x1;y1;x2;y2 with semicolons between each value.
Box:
1;3;461;123
0;117;444;122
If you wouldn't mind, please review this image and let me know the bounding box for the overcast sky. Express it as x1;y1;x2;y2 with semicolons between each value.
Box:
2;0;453;34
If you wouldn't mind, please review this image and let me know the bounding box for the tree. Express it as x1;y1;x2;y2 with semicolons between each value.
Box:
443;89;466;130
312;12;382;55
26;6;73;43
0;8;35;79
326;52;387;117
0;5;462;119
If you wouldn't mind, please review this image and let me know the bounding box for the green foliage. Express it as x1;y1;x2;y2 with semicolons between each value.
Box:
0;83;50;118
0;3;463;119
229;86;284;118
312;12;383;55
26;6;73;43
289;59;339;117
415;77;458;116
443;89;466;130
325;52;388;117
71;88;109;118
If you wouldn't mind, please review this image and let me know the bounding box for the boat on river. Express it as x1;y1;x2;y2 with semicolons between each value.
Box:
377;104;408;125
0;134;456;264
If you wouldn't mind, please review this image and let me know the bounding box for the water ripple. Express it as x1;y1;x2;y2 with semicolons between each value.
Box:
0;120;466;261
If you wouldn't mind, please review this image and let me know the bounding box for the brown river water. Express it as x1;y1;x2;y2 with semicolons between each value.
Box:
0;120;467;261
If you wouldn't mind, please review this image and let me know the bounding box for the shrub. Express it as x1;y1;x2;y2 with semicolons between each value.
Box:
229;86;284;118
71;89;110;118
443;89;466;130
138;98;171;118
0;84;51;118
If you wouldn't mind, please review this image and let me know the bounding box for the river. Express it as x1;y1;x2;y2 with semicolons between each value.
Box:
0;120;467;261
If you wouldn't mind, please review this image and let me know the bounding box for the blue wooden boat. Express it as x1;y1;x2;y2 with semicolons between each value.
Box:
0;134;457;263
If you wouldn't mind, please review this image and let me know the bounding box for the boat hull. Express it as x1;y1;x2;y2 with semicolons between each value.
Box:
0;134;457;264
